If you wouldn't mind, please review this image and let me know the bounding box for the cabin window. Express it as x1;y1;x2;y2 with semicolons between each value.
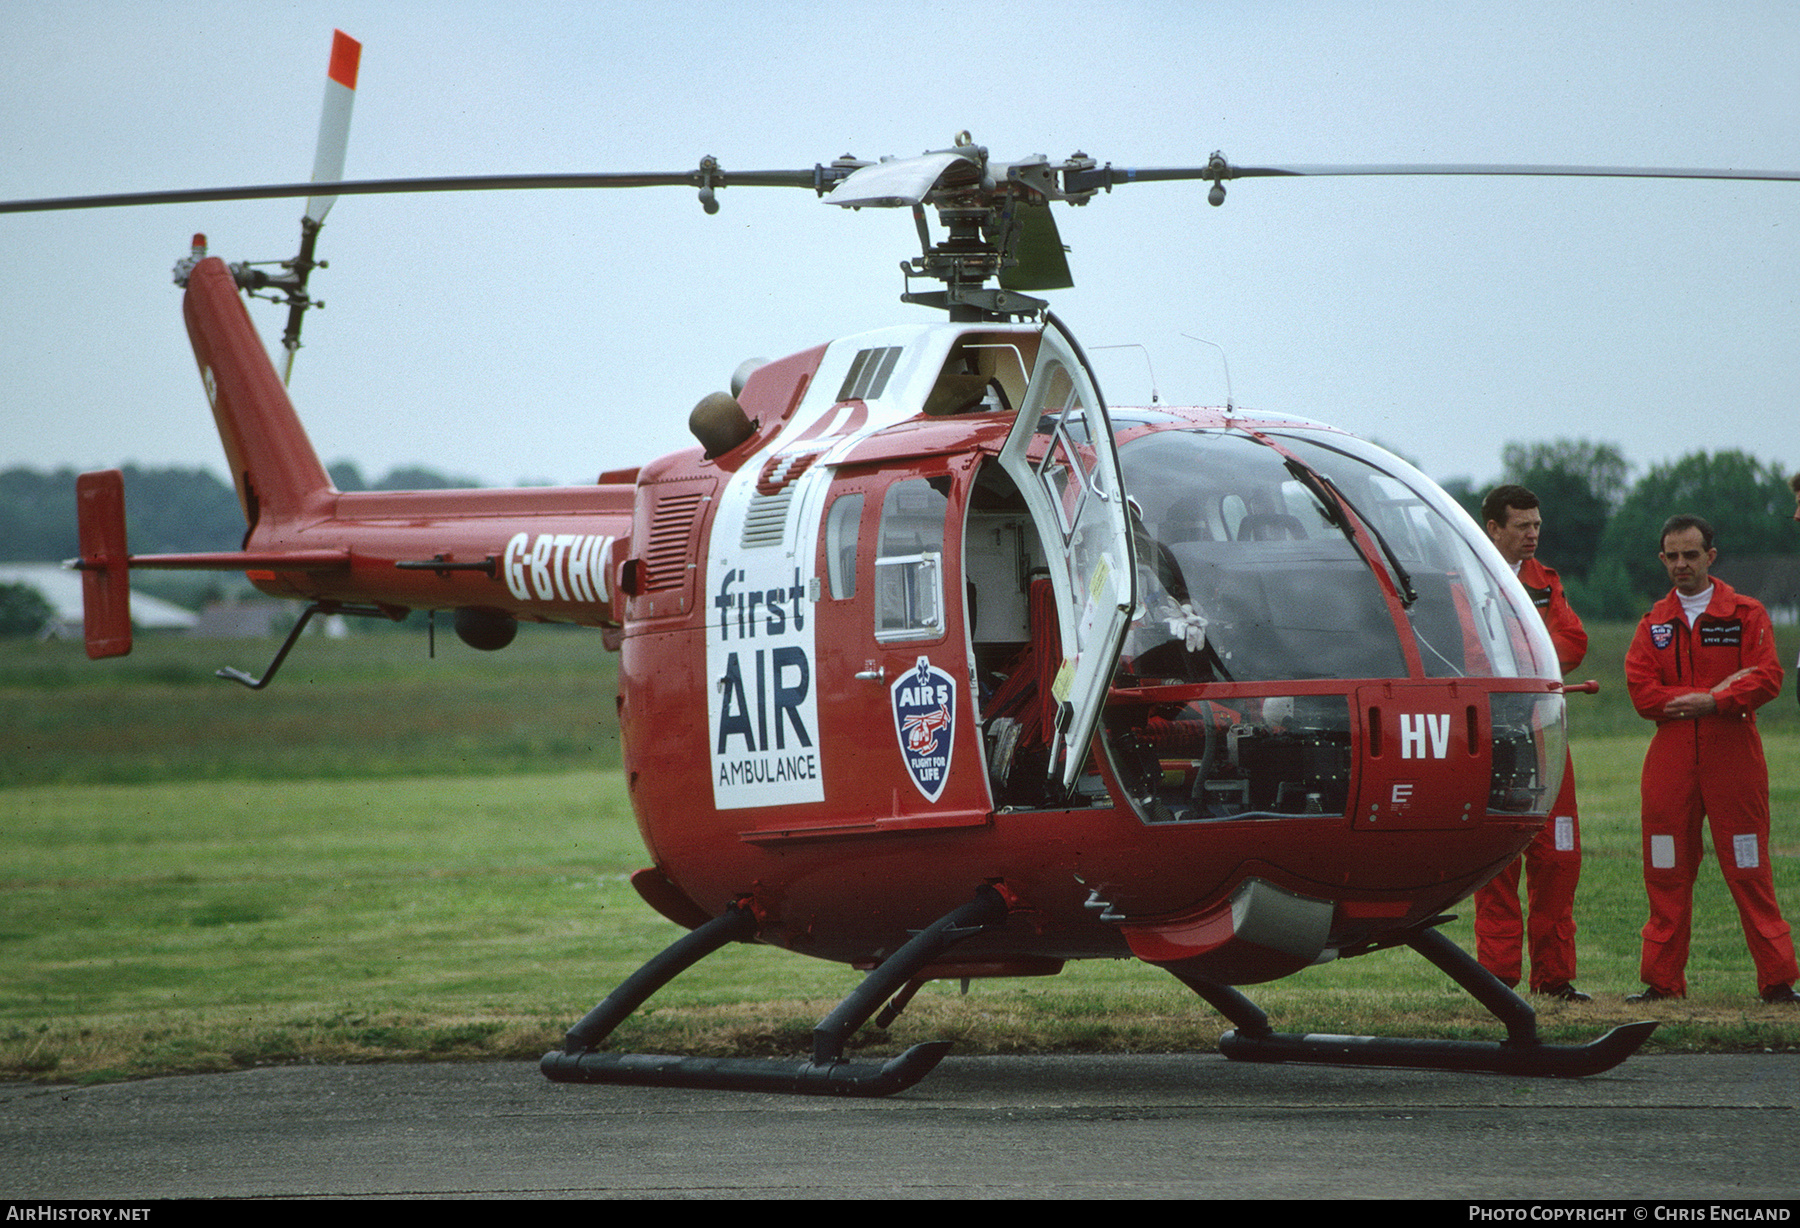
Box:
874;478;947;641
825;493;863;599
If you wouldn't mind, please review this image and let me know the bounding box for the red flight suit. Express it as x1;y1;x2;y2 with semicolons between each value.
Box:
1625;579;1797;996
1475;557;1585;989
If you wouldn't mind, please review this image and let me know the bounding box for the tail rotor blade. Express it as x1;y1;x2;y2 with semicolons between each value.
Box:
305;30;362;224
282;30;360;384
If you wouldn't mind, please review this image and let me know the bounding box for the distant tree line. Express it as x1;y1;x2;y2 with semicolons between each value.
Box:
1442;441;1796;620
0;462;483;563
325;461;482;495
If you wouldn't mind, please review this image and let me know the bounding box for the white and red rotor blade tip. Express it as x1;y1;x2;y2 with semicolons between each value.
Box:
304;30;361;224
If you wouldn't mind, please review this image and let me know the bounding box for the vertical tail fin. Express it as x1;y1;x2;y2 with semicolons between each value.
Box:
182;256;333;533
75;469;132;659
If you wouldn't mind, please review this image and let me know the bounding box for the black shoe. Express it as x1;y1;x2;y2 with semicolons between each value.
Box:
1760;984;1800;1005
1535;983;1592;1002
1626;986;1682;1003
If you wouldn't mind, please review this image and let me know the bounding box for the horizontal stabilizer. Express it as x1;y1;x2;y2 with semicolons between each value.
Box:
73;468;351;658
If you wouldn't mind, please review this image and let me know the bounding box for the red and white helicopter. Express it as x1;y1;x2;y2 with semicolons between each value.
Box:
11;31;1797;1096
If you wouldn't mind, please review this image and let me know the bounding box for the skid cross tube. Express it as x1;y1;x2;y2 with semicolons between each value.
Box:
541;885;1011;1096
1167;923;1657;1078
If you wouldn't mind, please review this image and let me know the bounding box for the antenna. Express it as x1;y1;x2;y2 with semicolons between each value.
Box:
1089;344;1160;404
1182;334;1233;412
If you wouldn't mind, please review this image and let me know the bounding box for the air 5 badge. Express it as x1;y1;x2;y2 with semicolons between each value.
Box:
892;655;955;802
1650;621;1675;650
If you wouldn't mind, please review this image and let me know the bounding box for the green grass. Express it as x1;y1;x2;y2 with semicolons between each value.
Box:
0;629;622;785
2;627;1797;1082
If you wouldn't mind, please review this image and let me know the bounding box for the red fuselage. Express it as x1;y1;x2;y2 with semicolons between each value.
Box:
169;264;1566;988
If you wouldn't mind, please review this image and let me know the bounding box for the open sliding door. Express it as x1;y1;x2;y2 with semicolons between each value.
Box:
997;319;1135;796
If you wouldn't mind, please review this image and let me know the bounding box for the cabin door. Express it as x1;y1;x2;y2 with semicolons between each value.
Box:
997;320;1135;796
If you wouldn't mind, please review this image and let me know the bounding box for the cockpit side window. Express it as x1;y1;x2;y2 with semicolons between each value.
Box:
1270;434;1555;679
1121;431;1407;682
1117;429;1557;683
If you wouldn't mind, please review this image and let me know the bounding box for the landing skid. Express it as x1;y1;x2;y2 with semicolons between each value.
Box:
541;886;1010;1097
1169;924;1657;1078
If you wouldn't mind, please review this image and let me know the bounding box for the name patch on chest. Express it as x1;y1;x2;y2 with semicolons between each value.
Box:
1698;619;1743;647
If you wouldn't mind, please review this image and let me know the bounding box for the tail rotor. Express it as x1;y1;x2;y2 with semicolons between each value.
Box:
171;29;362;384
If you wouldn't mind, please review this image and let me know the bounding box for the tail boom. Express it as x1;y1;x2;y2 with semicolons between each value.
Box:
75;474;636;655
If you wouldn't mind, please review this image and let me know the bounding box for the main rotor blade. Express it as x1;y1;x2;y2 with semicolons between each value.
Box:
0;169;823;215
305;30;362;224
10;157;1794;217
1228;162;1800;183
1066;160;1800;193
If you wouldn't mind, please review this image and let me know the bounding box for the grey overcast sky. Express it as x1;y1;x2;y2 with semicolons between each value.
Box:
2;0;1795;490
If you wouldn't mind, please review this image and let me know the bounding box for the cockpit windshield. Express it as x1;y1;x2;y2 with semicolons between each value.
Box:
1118;428;1556;683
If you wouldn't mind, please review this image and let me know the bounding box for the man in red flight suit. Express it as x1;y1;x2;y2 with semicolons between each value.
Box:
1474;485;1589;1000
1625;514;1798;1004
